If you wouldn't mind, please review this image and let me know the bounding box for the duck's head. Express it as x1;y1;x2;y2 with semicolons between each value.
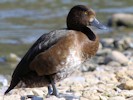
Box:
67;5;107;30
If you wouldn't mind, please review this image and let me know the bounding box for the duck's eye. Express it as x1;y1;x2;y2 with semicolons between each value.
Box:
84;11;88;15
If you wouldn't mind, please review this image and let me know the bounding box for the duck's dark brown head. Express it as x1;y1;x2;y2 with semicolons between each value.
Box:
67;5;107;31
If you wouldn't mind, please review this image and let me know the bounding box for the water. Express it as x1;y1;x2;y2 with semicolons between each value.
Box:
0;0;133;75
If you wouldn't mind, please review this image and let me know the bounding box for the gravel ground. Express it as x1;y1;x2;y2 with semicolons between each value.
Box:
0;35;133;100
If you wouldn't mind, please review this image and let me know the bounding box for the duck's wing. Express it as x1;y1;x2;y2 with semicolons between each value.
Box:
5;30;68;94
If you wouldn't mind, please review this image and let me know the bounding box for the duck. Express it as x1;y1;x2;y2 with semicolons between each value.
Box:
5;5;107;96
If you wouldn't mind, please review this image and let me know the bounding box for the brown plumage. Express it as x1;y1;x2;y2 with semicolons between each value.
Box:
5;5;107;96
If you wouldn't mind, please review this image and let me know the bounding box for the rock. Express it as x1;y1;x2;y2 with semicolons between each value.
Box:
0;75;8;87
44;96;65;100
7;53;21;62
108;13;133;27
115;68;131;83
21;95;43;100
127;97;133;100
70;82;84;92
32;88;45;97
120;90;133;98
108;61;121;67
82;90;100;100
80;97;89;100
100;38;114;48
99;95;108;100
98;43;103;50
108;96;125;100
2;94;21;100
81;61;97;72
0;57;6;63
123;80;133;90
114;37;133;50
97;48;112;56
107;50;129;65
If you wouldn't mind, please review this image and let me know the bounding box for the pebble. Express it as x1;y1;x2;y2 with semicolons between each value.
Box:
100;38;114;48
127;97;133;100
107;50;129;65
108;13;133;27
0;75;8;87
0;57;6;63
123;80;133;90
108;96;126;100
80;97;89;100
7;53;21;62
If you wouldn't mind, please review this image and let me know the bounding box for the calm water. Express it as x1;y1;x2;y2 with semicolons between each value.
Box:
0;0;133;75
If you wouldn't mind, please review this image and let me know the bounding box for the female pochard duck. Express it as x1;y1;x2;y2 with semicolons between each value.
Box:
5;5;107;96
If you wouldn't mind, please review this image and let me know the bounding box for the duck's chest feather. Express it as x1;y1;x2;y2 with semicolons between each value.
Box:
30;30;99;76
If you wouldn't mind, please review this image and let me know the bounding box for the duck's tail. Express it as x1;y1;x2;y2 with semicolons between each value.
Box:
4;77;20;95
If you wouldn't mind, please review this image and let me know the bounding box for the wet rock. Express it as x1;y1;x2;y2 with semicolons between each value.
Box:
108;13;133;27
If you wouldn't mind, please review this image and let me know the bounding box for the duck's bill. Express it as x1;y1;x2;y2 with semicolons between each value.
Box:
90;18;107;30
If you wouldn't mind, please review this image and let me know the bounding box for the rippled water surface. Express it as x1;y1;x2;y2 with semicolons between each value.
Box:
0;0;133;74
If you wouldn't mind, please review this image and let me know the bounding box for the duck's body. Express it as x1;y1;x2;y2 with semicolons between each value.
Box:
20;29;99;88
5;5;106;96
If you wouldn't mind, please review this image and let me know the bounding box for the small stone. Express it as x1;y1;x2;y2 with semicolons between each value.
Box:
32;88;45;97
120;90;133;98
127;97;133;100
70;82;83;92
80;97;89;100
100;38;114;48
97;48;112;56
108;13;133;27
108;50;129;65
7;53;21;62
124;80;133;90
0;75;8;87
108;61;121;67
108;96;125;100
82;90;100;99
99;95;108;100
44;96;65;100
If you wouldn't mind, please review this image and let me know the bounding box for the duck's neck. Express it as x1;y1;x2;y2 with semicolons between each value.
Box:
68;25;96;41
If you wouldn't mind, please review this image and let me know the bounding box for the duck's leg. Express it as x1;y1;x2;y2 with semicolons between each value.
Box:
46;85;53;98
48;85;53;95
49;76;59;96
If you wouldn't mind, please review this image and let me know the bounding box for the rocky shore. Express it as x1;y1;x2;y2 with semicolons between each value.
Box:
0;35;133;100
